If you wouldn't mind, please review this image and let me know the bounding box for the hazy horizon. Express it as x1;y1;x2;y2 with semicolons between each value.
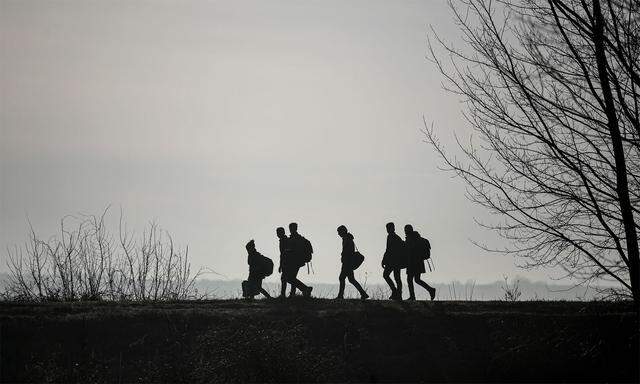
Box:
1;0;573;286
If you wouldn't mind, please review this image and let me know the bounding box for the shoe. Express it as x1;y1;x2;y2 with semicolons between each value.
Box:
390;291;402;301
428;287;436;301
335;295;344;300
361;292;369;300
407;296;416;301
303;286;313;298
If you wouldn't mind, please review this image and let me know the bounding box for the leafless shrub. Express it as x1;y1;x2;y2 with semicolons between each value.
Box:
465;280;476;300
4;207;203;301
448;281;458;300
501;276;522;302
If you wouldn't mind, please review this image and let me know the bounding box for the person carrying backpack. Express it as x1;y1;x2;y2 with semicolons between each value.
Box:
404;225;436;301
336;225;369;300
277;226;312;298
382;222;407;300
242;240;273;299
287;222;313;298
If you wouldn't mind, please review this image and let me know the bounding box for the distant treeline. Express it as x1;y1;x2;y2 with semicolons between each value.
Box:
192;277;607;301
0;272;614;301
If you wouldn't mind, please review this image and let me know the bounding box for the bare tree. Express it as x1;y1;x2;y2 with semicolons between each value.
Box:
425;0;640;303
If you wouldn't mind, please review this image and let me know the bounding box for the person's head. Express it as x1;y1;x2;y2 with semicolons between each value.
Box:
276;227;286;239
337;225;348;237
289;222;298;235
245;239;255;252
386;222;395;234
404;224;413;236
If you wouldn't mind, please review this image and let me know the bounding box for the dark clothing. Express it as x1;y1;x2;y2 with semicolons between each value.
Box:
247;249;266;277
337;232;367;299
279;235;309;297
407;270;434;300
279;237;290;267
288;233;308;268
405;232;426;275
340;233;356;267
279;237;297;277
245;274;266;297
245;248;271;298
404;231;435;300
383;231;405;299
383;266;402;298
383;232;407;269
338;264;365;297
282;266;309;297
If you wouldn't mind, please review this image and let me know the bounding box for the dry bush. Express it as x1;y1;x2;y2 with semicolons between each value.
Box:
501;276;522;302
4;207;203;301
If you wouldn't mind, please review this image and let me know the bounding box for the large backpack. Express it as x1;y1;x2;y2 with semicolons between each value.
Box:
258;255;274;277
420;236;435;272
300;236;313;263
421;237;431;260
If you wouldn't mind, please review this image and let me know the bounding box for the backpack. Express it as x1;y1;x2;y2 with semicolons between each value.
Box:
421;237;431;260
258;255;274;277
300;236;313;263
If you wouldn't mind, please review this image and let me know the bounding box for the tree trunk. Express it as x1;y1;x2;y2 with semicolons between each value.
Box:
592;0;640;305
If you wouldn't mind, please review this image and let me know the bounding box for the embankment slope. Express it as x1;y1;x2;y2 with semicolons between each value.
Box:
1;300;637;382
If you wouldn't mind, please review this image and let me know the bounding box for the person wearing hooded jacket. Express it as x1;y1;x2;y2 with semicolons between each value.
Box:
336;225;369;300
382;222;407;300
404;224;436;301
242;240;272;299
277;226;311;298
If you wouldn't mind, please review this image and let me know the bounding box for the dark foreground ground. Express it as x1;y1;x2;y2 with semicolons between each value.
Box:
1;299;638;383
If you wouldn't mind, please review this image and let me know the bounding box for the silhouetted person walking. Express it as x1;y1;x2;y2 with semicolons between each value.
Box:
277;226;311;298
382;222;406;300
336;225;369;300
287;222;313;298
404;225;436;301
242;240;273;299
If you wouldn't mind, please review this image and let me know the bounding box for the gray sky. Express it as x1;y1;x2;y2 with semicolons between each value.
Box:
0;0;554;284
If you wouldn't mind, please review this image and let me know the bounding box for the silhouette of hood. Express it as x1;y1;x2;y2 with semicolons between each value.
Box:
345;233;354;241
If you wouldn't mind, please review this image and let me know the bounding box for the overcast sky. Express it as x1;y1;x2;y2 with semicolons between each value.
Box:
0;0;556;284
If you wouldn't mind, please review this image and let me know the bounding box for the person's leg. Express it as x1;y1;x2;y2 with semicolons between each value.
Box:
260;287;272;298
255;278;270;298
242;280;248;298
291;278;308;290
393;268;403;299
285;266;306;293
288;266;312;297
247;277;259;299
347;270;369;299
383;267;397;299
280;274;287;298
414;273;436;300
407;270;416;300
289;267;299;297
337;267;347;298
